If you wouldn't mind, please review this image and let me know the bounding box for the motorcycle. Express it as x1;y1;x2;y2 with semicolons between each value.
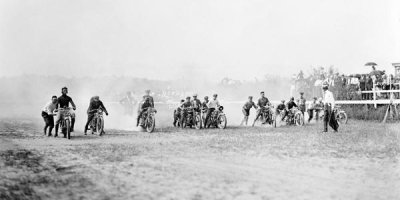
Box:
55;107;73;139
205;106;227;129
180;107;201;129
254;106;275;126
275;107;304;127
318;105;348;124
90;108;105;136
139;107;157;133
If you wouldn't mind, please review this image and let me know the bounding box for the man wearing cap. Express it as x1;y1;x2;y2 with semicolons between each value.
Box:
136;96;153;127
240;96;258;126
180;97;193;126
205;94;220;128
143;90;154;108
322;82;339;132
298;92;306;115
276;100;287;121
252;91;272;126
173;99;185;127
84;96;109;135
307;97;320;122
191;94;202;113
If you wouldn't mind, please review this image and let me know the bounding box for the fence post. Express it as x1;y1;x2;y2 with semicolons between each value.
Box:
373;83;377;109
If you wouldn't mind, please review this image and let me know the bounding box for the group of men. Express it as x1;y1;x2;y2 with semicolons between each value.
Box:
240;82;339;132
173;94;220;128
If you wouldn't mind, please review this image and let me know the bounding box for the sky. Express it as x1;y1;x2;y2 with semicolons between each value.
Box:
0;0;399;81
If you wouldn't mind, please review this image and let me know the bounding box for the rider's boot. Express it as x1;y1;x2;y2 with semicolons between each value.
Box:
43;125;48;135
136;117;140;127
71;118;75;132
54;124;59;137
84;127;87;135
48;126;53;137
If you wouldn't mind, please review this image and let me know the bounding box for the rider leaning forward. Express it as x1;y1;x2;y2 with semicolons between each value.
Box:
276;100;287;121
41;95;58;136
84;96;109;135
55;87;76;137
240;96;257;126
136;96;153;127
252;91;271;126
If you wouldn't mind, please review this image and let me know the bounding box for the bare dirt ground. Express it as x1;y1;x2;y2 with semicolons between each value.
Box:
1;118;399;200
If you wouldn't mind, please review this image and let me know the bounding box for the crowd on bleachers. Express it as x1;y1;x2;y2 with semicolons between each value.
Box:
293;66;400;101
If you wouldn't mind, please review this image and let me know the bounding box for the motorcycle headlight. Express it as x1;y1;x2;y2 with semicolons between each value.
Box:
219;106;224;111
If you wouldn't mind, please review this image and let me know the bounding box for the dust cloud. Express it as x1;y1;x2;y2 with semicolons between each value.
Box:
0;74;292;130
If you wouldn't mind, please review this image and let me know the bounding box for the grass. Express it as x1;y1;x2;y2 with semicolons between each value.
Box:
0;119;399;199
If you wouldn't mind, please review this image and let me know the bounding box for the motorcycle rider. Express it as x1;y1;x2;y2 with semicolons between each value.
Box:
55;87;76;137
136;96;153;127
84;96;109;135
240;96;258;126
180;96;193;126
191;94;202;113
276;100;287;121
252;91;272;126
286;97;298;120
307;97;320;122
205;94;220;128
143;90;154;108
173;99;185;127
41;95;58;136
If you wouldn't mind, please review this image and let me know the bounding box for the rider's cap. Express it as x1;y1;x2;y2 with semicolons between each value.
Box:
204;96;209;99
62;87;68;91
260;91;265;94
193;93;198;97
145;89;151;93
248;96;253;99
300;92;304;95
52;95;57;99
213;94;218;97
290;97;294;100
313;97;318;100
180;99;185;102
186;96;191;99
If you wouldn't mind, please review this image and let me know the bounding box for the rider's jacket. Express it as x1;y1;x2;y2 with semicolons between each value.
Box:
257;97;270;108
243;101;257;110
201;101;209;110
287;101;298;110
139;101;152;112
181;101;192;109
143;95;154;108
191;99;202;109
87;100;108;115
57;94;73;108
276;103;286;111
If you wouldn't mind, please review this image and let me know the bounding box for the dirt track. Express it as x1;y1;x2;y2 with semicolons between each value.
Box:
1;119;400;200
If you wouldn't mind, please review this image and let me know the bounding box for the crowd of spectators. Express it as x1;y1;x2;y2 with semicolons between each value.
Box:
293;66;400;101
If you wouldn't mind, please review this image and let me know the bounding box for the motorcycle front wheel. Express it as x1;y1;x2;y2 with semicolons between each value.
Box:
217;114;227;129
146;114;155;133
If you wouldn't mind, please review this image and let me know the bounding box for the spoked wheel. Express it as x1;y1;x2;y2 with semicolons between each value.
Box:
194;114;202;129
337;112;348;124
65;119;71;140
217;114;227;129
295;113;304;126
96;117;104;136
146;114;155;133
273;114;277;128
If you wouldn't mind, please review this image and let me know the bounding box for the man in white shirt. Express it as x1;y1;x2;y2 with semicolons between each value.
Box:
205;94;220;128
41;96;58;136
322;82;339;132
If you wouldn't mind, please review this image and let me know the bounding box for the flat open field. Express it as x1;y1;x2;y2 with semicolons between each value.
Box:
1;119;399;200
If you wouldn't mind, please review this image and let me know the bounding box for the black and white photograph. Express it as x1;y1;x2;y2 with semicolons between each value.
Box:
0;0;399;199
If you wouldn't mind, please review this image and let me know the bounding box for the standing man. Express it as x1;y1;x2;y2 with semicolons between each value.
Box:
298;92;306;115
55;87;76;137
41;96;58;136
252;91;271;126
240;96;258;126
322;82;339;133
